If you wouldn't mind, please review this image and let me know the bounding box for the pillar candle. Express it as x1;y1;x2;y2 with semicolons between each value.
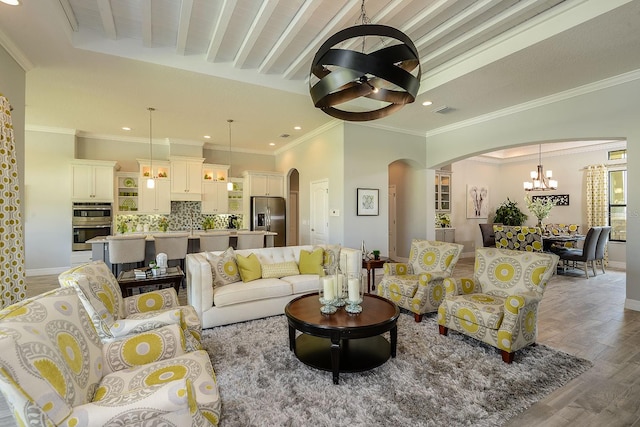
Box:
323;277;335;301
348;278;360;302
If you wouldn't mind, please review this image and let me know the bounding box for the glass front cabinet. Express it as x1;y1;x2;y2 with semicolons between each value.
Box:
435;171;451;212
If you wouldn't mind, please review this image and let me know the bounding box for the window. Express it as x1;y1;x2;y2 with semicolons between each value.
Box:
608;149;627;160
608;169;626;241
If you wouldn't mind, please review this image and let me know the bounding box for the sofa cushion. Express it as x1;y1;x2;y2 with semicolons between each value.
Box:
261;261;300;279
213;278;292;307
206;247;240;289
281;274;320;295
237;253;262;283
298;248;325;275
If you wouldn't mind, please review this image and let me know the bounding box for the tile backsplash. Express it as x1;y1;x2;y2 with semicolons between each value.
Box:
115;201;244;234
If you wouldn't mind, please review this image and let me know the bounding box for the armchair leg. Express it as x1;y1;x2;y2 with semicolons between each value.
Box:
501;350;514;364
414;313;423;323
438;325;448;336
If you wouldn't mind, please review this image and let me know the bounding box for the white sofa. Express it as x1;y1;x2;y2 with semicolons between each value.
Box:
186;245;362;328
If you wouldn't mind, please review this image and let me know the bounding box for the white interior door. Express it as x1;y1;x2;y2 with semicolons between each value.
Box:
388;185;397;260
310;179;329;245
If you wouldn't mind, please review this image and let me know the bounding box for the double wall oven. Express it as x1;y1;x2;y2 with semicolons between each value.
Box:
72;202;112;251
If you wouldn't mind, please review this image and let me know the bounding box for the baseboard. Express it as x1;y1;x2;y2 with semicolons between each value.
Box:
608;261;626;269
27;267;70;277
624;298;640;312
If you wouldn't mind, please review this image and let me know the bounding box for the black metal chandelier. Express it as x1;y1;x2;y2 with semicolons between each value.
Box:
309;1;421;121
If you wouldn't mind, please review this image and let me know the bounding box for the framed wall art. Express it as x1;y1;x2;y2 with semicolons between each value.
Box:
531;194;570;206
466;185;489;219
357;188;379;216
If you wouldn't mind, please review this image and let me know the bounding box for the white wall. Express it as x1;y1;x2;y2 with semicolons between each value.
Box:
389;160;427;258
425;75;640;308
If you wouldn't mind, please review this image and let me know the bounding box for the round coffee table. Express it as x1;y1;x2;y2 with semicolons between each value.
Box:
285;293;400;384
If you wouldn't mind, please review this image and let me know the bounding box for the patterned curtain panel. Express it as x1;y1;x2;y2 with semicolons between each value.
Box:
0;95;26;307
586;164;609;227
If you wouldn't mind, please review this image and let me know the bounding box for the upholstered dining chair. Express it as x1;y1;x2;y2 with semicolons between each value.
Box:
478;223;497;247
58;260;202;351
438;247;559;363
199;230;231;252
493;225;543;252
594;226;612;274
553;226;602;278
377;239;463;322
106;234;147;275
0;287;221;427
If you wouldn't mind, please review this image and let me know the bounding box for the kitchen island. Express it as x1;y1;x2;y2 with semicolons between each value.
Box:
87;230;276;269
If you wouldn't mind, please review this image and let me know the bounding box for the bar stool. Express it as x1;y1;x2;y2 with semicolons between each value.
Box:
236;231;265;250
199;231;231;252
106;234;147;276
152;233;190;273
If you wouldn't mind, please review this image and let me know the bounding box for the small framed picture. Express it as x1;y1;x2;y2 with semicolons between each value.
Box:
357;188;379;216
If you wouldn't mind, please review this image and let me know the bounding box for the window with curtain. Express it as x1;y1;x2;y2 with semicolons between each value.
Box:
609;169;626;241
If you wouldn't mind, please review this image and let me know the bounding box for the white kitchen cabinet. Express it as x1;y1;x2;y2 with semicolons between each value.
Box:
170;157;204;201
71;160;117;202
435;228;455;243
435;171;451;212
201;181;229;214
138;178;171;214
244;171;284;197
227;178;244;214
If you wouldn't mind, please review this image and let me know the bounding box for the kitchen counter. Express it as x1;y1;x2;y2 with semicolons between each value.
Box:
87;230;277;269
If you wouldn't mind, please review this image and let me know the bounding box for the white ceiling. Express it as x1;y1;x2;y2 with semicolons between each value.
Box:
1;0;640;154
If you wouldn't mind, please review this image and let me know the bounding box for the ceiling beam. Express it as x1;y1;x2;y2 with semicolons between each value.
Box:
259;0;322;73
283;0;360;80
56;0;79;32
176;0;194;55
234;0;278;68
206;0;237;62
96;0;117;40
141;0;152;47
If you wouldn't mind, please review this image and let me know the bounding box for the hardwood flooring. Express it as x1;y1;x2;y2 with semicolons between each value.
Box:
1;259;638;426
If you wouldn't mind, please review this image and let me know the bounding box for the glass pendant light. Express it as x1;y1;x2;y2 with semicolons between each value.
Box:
147;107;155;189
227;119;234;191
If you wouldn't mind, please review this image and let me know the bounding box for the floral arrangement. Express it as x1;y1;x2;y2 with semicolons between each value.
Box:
158;216;169;232
435;213;451;228
525;195;555;225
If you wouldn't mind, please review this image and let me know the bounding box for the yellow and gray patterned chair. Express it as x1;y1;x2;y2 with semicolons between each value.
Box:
377;239;463;322
544;223;580;249
493;225;543;252
59;260;202;351
438;248;559;363
0;287;221;426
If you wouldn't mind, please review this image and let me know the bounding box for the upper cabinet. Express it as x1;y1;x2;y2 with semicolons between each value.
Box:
170;156;204;201
435;171;451;212
71;160;117;202
243;171;284;197
137;159;171;214
201;164;230;214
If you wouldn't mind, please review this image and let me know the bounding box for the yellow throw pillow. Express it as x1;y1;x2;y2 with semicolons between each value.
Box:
236;253;262;283
299;248;325;276
261;261;300;279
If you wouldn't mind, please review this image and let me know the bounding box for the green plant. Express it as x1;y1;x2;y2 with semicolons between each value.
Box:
493;198;528;226
202;217;215;230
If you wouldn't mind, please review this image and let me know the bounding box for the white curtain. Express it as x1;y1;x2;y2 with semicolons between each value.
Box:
0;95;26;307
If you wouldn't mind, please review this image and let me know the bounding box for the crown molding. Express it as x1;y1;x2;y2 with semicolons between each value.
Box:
0;27;33;71
274;120;342;156
25;125;76;135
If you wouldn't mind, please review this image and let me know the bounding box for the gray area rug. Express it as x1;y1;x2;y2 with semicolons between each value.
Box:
201;313;592;427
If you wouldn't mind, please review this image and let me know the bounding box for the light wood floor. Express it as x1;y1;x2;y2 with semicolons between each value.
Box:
1;259;638;426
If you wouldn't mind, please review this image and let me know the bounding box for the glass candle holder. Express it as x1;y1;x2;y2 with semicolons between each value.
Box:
333;268;346;307
345;272;364;314
319;274;337;314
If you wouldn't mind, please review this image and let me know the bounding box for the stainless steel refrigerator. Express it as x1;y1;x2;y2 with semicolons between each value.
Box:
250;196;286;247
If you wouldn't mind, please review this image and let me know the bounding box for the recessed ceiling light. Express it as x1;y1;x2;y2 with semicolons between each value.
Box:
294;126;302;130
269;142;276;146
121;127;131;131
0;0;21;5
422;101;433;106
204;135;211;139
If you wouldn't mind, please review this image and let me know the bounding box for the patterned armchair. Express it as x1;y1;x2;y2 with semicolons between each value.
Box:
59;260;202;351
377;239;463;322
438;248;559;363
493;225;543;252
0;287;221;426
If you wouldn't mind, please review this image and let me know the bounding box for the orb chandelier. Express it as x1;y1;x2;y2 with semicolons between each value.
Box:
309;0;421;121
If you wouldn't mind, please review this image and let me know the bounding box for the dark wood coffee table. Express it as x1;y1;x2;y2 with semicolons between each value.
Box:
285;293;400;384
117;266;184;297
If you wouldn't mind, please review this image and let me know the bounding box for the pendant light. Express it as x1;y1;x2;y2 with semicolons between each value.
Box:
523;144;558;191
309;0;421;121
146;107;156;189
227;119;234;191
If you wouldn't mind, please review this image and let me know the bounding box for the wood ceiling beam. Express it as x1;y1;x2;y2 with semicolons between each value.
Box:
234;0;278;68
176;0;194;55
96;0;117;40
206;0;237;62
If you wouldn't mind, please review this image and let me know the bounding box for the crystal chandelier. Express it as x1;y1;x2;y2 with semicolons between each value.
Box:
523;145;557;191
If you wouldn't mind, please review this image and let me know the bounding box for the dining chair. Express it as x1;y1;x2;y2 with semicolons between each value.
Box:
555;226;602;278
493;225;543;252
478;223;497;247
594;226;612;274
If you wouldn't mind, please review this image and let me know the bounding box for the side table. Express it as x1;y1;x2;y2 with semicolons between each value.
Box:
117;266;184;297
362;257;393;293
